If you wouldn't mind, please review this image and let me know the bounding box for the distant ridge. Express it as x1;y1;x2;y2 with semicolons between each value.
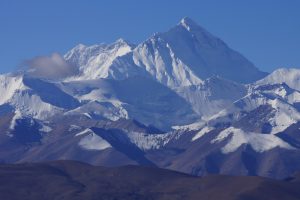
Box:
1;160;300;200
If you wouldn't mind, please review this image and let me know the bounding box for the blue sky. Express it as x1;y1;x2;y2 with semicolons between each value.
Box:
0;0;299;73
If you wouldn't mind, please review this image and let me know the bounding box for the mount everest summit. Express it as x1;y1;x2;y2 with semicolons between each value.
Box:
0;17;300;179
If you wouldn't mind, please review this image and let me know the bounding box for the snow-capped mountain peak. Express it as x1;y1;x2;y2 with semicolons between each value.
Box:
152;18;266;84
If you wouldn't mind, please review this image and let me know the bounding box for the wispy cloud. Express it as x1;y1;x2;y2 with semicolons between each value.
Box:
23;53;78;80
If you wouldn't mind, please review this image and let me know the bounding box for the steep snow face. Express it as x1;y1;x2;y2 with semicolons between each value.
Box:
64;39;135;80
132;35;203;88
0;74;27;105
132;17;266;88
256;68;300;91
211;127;295;153
268;98;300;133
0;74;62;120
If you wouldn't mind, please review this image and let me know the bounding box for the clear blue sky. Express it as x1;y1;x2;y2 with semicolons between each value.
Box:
0;0;299;73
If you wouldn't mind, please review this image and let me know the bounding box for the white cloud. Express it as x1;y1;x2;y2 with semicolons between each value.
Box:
24;53;78;80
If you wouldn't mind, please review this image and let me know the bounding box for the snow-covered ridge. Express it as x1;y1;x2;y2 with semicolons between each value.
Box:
206;82;300;135
256;68;300;91
0;74;27;105
64;39;135;80
211;127;295;153
0;74;63;120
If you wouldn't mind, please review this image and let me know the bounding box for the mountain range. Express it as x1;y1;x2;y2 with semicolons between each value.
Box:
0;17;300;179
